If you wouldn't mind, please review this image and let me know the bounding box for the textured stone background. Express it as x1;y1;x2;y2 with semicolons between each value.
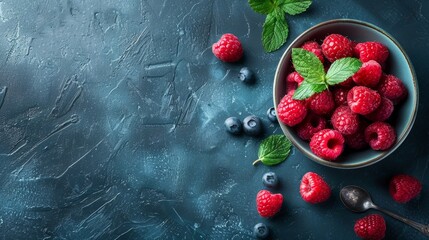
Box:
0;0;428;239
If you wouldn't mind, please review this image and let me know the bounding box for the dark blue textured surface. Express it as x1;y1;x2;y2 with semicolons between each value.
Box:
0;0;428;239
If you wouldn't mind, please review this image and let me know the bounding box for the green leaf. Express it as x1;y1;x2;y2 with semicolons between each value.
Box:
280;0;312;15
292;48;325;84
253;135;292;166
248;0;277;14
262;9;289;52
292;81;327;100
326;57;362;85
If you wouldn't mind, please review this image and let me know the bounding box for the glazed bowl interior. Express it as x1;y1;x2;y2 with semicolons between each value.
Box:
273;19;418;169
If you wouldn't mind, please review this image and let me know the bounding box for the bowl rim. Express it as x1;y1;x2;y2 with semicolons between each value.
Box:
273;18;419;169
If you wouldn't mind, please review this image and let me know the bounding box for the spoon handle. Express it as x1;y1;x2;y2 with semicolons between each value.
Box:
375;206;429;236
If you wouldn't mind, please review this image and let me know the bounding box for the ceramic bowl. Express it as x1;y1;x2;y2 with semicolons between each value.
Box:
273;19;418;169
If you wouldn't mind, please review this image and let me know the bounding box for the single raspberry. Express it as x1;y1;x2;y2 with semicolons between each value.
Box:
256;190;283;218
212;33;243;62
339;76;355;88
307;90;335;115
352;60;382;88
344;127;368;150
310;129;344;161
364;122;396;150
286;71;304;94
331;106;360;135
347;86;381;115
354;214;386;240
277;94;307;127
299;172;331;204
321;34;354;62
364;97;394;122
333;87;349;106
295;112;327;141
354;41;389;64
377;74;407;104
302;41;324;63
389;174;422;203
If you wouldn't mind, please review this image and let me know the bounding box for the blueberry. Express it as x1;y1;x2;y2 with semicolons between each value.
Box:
224;117;242;135
267;107;277;122
238;67;254;84
243;115;262;136
262;172;278;188
253;223;269;239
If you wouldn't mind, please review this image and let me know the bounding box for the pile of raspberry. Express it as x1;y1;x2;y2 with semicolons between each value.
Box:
277;34;408;161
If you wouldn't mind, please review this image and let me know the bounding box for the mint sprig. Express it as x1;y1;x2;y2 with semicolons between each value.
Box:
292;49;362;100
248;0;312;52
253;135;292;166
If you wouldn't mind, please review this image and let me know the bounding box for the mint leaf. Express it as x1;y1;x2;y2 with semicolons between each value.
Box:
280;0;312;15
253;135;292;166
292;48;325;84
326;57;362;85
292;81;327;100
248;0;277;14
262;9;289;52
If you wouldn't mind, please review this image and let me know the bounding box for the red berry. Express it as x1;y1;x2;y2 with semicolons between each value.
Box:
302;41;324;63
321;34;354;62
333;87;349;106
307;90;335;115
331;105;360;135
377;74;407;104
354;214;386;240
295;112;327;141
352;60;382;88
212;33;243;62
277;94;307;127
347;86;381;115
364;122;396;150
310;129;344;161
339;76;355;88
299;172;331;204
354;41;389;64
344;127;368;150
256;190;283;218
389;174;422;203
364;97;394;122
286;71;304;94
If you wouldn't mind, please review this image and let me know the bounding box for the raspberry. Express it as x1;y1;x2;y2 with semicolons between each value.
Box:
331;105;360;135
389;174;422;203
256;190;283;218
321;34;354;62
286;71;304;94
301;41;324;63
333;87;349;106
344;127;368;150
307;90;335;115
364;122;396;150
310;129;344;161
339;76;355;88
299;172;331;204
212;33;243;62
377;74;407;104
352;60;382;88
354;214;386;240
295;112;327;141
364;97;394;122
347;86;381;115
354;41;389;64
277;94;307;127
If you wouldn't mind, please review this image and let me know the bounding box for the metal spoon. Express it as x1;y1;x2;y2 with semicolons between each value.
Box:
340;185;429;237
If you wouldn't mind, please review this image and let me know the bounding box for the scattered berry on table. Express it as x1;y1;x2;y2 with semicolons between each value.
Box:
266;107;277;122
212;33;243;62
354;41;389;64
347;86;381;115
301;41;324;63
253;223;269;239
243;115;263;136
389;174;422;203
224;117;242;135
256;190;283;218
354;214;386;240
238;67;254;84
277;94;307;127
352;60;382;88
295;112;327;141
321;34;354;62
299;172;331;204
364;121;396;150
377;74;407;104
307;90;335;115
364;97;394;122
310;129;345;161
262;172;279;188
331;105;360;135
333;87;349;106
